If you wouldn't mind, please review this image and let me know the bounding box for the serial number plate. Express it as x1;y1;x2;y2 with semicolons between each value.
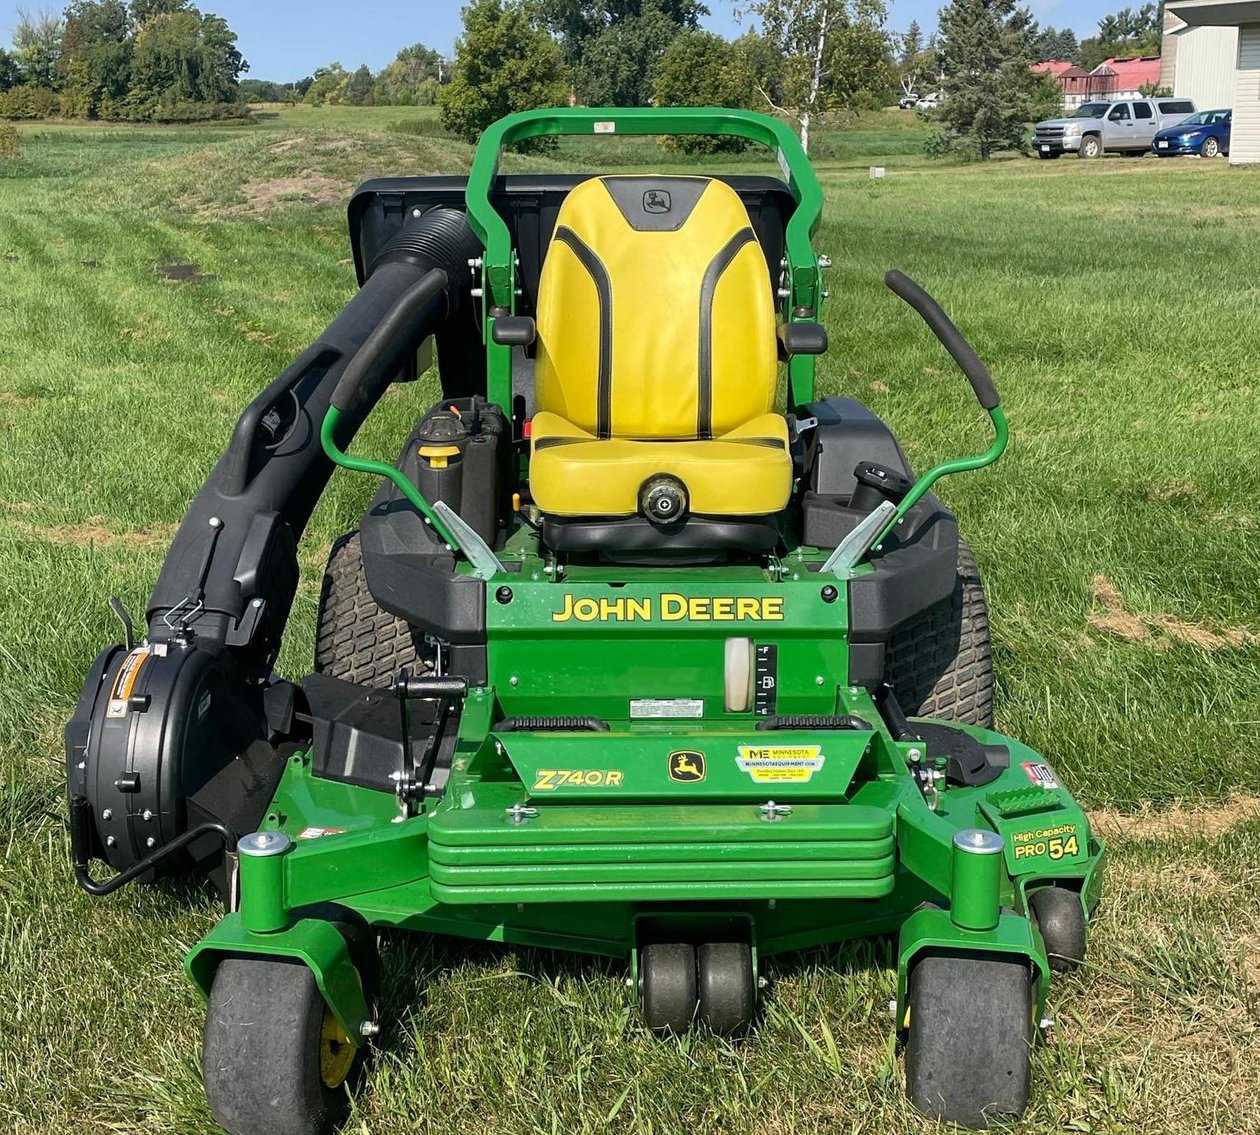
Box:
630;698;704;719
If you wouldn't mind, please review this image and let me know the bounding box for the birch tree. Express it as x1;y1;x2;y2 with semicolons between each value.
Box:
740;0;888;153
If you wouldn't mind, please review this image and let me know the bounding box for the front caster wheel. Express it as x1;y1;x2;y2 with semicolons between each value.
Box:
697;941;755;1034
1030;886;1087;972
204;958;364;1135
640;942;697;1033
905;951;1034;1129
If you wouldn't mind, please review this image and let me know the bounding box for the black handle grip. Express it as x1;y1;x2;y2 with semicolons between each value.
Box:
884;270;1001;410
395;674;469;700
329;268;449;413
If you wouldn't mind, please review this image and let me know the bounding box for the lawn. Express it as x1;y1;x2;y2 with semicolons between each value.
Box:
1;109;1258;1134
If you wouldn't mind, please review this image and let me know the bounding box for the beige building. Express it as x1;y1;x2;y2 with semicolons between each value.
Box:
1166;0;1260;163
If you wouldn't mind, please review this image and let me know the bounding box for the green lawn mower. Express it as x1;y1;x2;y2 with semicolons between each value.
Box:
65;108;1104;1133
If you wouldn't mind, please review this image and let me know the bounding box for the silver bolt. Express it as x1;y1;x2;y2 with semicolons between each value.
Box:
505;804;538;825
815;675;825;686
209;516;222;529
907;747;922;762
758;976;768;989
625;976;635;988
106;835;117;847
359;1020;381;1038
953;828;1005;855
251;598;263;608
77;761;86;771
101;808;113;821
146;837;156;848
238;830;292;857
759;800;793;822
142;809;153;821
509;675;519;687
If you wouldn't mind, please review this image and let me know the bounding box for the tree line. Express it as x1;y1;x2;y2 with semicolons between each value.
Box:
0;1;247;121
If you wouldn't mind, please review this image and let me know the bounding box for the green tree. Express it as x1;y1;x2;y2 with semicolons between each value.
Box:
438;0;568;148
126;5;246;115
1032;24;1080;63
375;42;443;104
342;63;375;105
0;48;25;91
653;28;756;149
59;1;132;117
573;0;679;105
302;62;347;105
1080;4;1161;69
541;0;707;63
936;0;1039;160
741;0;892;152
13;6;65;89
826;19;896;110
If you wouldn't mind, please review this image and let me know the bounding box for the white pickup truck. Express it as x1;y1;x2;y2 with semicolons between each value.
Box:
1033;97;1197;159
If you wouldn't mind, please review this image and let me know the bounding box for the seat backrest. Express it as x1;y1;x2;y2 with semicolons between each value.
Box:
534;176;778;440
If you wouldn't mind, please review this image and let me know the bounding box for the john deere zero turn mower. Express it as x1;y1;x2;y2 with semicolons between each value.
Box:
65;108;1104;1132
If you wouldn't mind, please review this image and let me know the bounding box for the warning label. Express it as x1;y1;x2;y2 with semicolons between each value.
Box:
736;744;825;783
1021;761;1060;790
106;647;150;718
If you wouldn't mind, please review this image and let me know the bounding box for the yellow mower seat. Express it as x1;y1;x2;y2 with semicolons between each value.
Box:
528;175;791;520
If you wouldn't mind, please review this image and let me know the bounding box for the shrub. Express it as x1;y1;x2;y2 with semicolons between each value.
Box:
0;124;19;160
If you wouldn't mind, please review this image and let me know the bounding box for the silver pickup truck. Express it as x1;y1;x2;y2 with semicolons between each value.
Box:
1033;97;1197;159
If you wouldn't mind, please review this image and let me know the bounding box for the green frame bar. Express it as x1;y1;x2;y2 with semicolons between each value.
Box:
463;106;827;414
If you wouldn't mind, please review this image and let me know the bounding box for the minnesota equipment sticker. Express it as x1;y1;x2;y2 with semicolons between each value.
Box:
736;744;825;783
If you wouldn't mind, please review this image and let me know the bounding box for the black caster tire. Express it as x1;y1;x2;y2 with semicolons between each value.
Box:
905;951;1034;1129
1030;886;1087;972
640;942;697;1034
697;941;755;1035
204;957;364;1135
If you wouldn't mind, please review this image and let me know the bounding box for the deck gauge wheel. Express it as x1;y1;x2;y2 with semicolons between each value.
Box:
640;942;697;1033
1029;886;1087;973
697;941;756;1034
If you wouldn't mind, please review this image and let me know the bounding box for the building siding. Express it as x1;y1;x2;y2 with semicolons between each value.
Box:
1232;24;1260;163
1174;25;1239;107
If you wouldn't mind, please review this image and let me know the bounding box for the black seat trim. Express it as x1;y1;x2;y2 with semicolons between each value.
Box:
552;225;613;438
698;227;759;439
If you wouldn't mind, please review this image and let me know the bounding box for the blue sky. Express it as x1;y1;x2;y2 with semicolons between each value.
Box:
0;1;1107;83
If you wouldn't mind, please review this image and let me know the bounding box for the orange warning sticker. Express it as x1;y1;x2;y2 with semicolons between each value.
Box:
106;647;150;718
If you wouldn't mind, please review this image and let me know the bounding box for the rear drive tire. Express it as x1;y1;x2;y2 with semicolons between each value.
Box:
905;951;1034;1128
640;943;697;1034
204;957;364;1135
1202;136;1221;158
697;942;755;1034
1029;886;1087;972
885;540;993;728
1078;135;1101;159
315;532;426;688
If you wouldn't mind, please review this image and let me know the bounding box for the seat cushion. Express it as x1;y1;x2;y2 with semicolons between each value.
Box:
530;410;792;518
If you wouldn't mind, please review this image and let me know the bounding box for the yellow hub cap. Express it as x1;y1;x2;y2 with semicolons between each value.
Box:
319;1009;356;1088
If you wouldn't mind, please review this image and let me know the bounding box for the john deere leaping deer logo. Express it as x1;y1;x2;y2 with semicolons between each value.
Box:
643;189;672;214
668;750;705;782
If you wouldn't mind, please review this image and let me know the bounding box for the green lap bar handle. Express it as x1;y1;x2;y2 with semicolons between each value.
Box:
320;269;462;552
874;270;1009;551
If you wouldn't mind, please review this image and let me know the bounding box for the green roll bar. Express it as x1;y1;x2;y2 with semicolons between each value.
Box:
463;106;827;413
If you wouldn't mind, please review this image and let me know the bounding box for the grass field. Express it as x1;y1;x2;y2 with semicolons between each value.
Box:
1;106;1259;1134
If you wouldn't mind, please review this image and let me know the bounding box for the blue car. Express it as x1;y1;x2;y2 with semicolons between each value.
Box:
1152;109;1231;157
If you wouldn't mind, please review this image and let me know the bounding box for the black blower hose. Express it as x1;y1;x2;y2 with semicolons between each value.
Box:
368;206;483;305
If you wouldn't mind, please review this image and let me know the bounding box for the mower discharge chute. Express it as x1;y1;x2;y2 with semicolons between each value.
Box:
65;108;1104;1133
